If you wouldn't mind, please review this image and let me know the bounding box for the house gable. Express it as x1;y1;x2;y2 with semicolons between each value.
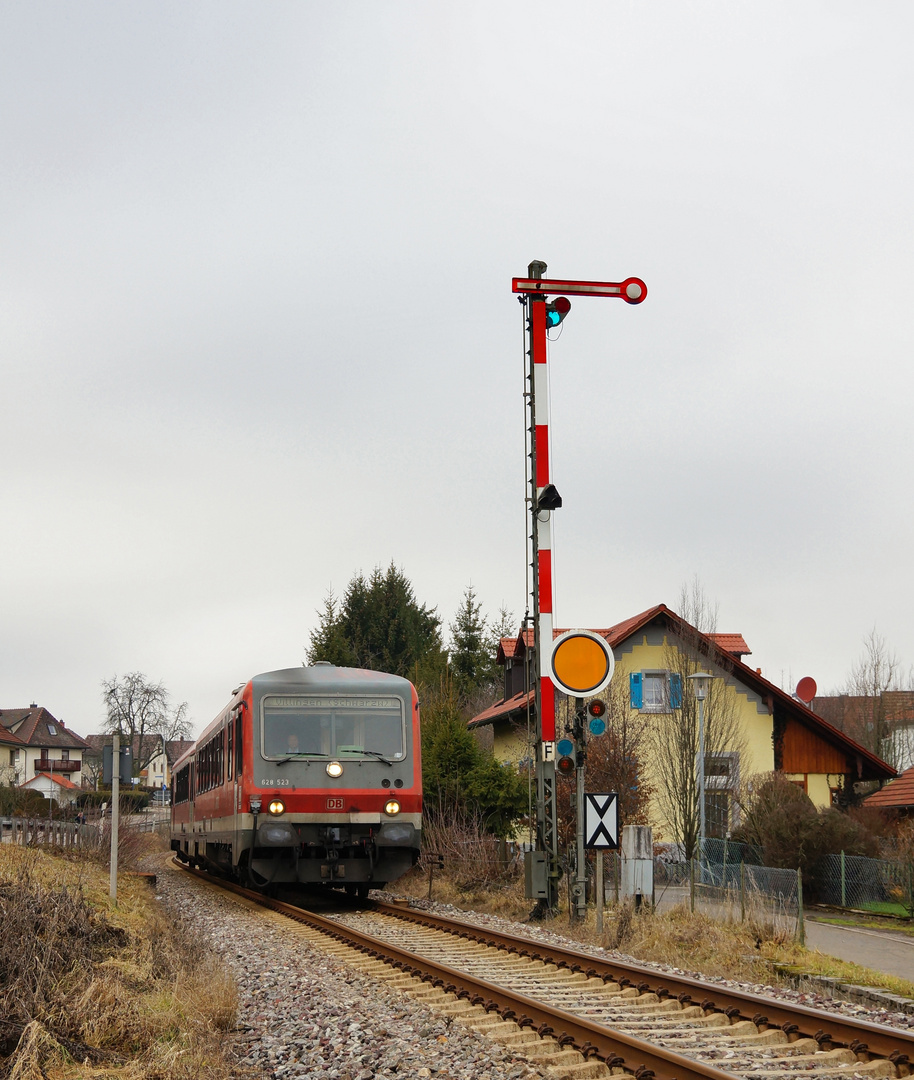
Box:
468;604;895;821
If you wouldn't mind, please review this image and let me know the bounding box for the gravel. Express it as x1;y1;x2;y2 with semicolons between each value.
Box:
151;862;550;1080
151;861;914;1079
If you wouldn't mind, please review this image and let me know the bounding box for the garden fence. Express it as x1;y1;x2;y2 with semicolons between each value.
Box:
652;839;803;940
1;818;92;849
817;852;914;917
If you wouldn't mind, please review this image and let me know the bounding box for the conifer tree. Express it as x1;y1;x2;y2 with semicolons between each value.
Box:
307;563;444;681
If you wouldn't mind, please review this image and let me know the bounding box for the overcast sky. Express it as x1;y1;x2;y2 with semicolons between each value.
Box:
3;2;912;738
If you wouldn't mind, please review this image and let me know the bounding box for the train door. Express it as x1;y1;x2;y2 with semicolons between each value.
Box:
231;704;244;868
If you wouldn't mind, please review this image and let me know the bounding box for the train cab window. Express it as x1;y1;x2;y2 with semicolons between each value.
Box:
261;694;406;761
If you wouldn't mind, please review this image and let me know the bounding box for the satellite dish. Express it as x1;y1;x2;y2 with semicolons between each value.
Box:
796;676;817;704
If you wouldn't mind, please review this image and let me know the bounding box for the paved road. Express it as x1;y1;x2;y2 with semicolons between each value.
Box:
652;884;914;983
804;919;914;983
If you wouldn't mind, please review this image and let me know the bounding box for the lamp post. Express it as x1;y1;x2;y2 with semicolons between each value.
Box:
687;671;714;872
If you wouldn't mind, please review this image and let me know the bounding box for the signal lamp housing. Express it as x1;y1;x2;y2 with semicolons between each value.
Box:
545;295;571;328
556;754;576;776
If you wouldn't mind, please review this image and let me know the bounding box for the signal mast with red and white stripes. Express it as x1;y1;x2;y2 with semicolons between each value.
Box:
513;261;647;915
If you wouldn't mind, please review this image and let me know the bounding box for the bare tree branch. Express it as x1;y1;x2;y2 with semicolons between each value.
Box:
649;582;746;858
101;673;192;776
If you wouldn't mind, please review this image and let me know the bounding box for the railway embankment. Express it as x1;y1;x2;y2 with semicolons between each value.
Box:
393;865;914;1011
6;841;914;1080
0;842;240;1080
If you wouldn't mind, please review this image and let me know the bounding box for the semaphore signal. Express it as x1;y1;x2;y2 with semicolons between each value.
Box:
517;259;646;916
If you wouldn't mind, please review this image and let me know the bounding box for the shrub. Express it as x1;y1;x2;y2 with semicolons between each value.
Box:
734;772;881;900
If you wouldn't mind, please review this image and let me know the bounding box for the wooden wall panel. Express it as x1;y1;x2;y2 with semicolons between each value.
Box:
781;717;847;774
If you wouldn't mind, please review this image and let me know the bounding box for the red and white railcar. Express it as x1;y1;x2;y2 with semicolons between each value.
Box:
170;664;422;895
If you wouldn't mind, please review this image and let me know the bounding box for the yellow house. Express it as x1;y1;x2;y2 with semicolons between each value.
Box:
469;605;895;846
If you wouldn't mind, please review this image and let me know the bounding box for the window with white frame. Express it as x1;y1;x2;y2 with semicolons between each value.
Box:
629;671;682;713
703;752;739;788
701;751;740;836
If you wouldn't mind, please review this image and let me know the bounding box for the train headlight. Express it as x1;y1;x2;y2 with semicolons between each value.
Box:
268;800;285;815
384;799;401;816
326;760;343;778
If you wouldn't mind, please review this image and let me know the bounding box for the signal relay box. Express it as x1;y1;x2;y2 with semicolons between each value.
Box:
524;850;550;899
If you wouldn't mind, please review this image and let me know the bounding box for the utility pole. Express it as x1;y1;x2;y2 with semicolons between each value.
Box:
514;264;645;916
110;733;120;902
573;697;587;921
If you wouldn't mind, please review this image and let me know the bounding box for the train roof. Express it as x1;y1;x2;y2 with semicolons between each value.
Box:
251;665;415;695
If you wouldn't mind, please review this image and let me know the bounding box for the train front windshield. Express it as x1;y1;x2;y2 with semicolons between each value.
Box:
261;694;406;760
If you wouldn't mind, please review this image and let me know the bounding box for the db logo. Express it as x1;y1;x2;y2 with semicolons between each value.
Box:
326;798;344;811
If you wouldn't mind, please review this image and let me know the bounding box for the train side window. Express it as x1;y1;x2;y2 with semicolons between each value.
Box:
235;712;243;776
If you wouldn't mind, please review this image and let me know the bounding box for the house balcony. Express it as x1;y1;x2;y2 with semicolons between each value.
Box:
34;759;81;773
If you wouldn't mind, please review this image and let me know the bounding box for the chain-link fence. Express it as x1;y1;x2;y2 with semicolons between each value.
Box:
652;839;802;939
816;853;914;916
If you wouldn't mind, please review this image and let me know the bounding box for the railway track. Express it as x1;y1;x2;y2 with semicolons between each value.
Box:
174;861;914;1080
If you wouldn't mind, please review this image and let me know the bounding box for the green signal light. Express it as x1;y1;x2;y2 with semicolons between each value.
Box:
544;296;571;328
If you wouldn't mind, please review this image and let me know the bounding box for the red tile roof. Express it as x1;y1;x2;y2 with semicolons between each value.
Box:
709;633;751;657
23;772;81;791
0;725;25;746
468;690;534;730
863;765;914;809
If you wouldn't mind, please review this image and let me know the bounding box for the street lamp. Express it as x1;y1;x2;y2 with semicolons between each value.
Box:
687;671;715;869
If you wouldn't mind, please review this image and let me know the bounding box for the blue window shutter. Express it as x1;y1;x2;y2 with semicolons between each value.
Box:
669;673;682;709
630;672;642;709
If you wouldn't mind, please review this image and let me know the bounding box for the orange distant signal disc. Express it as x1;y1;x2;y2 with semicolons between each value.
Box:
550;630;615;696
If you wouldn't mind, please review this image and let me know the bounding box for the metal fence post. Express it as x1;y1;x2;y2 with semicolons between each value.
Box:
690;856;696;913
840;849;846;908
614;850;620;904
596;850;604;934
796;868;805;947
740;860;746;923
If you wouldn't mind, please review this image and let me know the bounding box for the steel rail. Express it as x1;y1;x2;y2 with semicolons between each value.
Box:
371;899;914;1067
173;862;742;1080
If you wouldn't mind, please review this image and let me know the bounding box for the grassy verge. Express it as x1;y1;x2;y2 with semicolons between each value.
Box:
0;842;241;1080
398;865;914;1002
809;908;914;939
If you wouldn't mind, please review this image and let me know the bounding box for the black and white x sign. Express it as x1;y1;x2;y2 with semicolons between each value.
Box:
584;792;619;850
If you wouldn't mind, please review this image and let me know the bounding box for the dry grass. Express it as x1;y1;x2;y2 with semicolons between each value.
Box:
397;865;914;1000
417;818;521;892
0;844;242;1080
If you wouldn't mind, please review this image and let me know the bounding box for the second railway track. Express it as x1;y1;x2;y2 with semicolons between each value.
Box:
175;861;914;1080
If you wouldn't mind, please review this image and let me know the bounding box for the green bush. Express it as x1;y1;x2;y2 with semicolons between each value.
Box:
75;790;151;813
420;677;526;839
733;772;880;900
0;789;53;818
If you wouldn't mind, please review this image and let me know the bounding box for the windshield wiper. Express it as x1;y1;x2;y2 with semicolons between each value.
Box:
360;749;393;766
276;753;329;766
